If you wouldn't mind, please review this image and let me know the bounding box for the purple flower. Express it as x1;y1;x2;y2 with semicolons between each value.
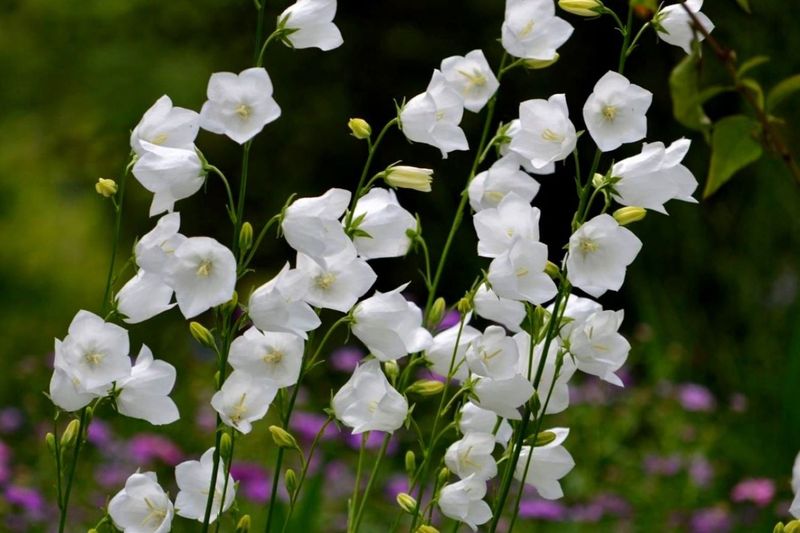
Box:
570;502;604;522
384;474;409;501
128;433;183;466
95;463;130;488
0;441;11;485
677;383;716;412
290;412;338;442
87;420;113;447
437;310;461;331
230;462;273;503
643;454;682;476
329;346;364;372
4;486;46;518
592;493;632;517
689;456;714;488
343;431;399;455
690;506;732;533
518;499;567;521
0;408;24;434
731;478;775;507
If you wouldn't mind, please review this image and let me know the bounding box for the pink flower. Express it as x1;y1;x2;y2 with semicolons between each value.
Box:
731;478;775;507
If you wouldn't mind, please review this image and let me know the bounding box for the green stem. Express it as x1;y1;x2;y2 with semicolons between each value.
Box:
617;3;635;74
206;164;238;224
57;408;88;533
214;430;236;533
239;214;281;275
351;435;391;533
348;433;369;533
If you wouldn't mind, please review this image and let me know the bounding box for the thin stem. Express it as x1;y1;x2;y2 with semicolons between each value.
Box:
206;165;238;224
239;213;281;274
256;29;284;68
214;430;236;533
351;435;391;533
617;3;635;74
57;408;88;533
348;433;369;533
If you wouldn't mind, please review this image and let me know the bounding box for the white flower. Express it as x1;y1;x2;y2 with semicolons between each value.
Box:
165;237;236;319
116;271;175;324
132;142;205;217
583;71;653;152
509;94;577;168
440;49;500;113
116;345;180;425
228;327;304;388
130;95;199;157
473;192;541;258
656;0;715;54
50;341;101;412
501;0;573;60
465;325;519;380
610;139;698;214
400;70;469;158
351;284;433;361
445;433;498;481
200;68;281;144
568;309;629;386
459;402;513;448
108;471;174;533
472;374;534;420
468;156;540;212
135;213;186;276
566;214;642;297
791;450;800;517
425;322;481;382
514;332;576;415
488;238;557;305
282;188;355;261
383;165;434;192
556;294;603;339
514;427;575;499
279;0;343;51
175;448;235;523
296;251;376;313
438;474;492;531
211;371;277;434
350;188;416;259
332;359;408;434
473;284;526;333
501;121;556;176
248;263;321;339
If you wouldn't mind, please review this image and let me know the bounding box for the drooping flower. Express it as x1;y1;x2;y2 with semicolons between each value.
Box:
425;322;481;382
440;49;500;113
568;310;629;386
174;448;236;522
465;325;520;380
211;371;277;434
165;237;236;319
438;474;493;531
228;327;304;388
350;188;416;259
248;263;321;339
473;192;541;258
514;428;575;499
583;71;653;152
509;94;577;169
468;156;540;212
566;214;642;298
445;433;498;481
610;139;698;213
501;0;574;61
108;471;174;533
134;213;186;276
332;359;408;434
555;294;603;339
472;284;526;332
488;238;557;305
655;0;715;54
50;340;101;412
400;70;469;158
200;68;281;144
130;95;199;157
514;332;576;415
295;251;376;312
116;345;180;425
278;0;343;51
472;374;534;420
459;402;513;448
282;188;355;261
131;142;205;217
115;271;175;324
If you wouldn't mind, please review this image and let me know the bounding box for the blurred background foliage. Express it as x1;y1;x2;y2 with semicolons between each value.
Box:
1;0;799;531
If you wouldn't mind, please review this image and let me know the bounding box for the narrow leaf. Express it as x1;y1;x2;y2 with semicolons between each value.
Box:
737;55;769;78
735;0;752;13
704;115;763;198
767;74;800;111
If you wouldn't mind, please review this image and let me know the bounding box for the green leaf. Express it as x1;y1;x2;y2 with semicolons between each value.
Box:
704;115;763;198
739;78;765;110
767;74;800;111
735;0;752;13
669;48;713;134
737;55;769;78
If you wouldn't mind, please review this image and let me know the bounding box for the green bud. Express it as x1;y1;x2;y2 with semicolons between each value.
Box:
530;430;557;446
239;222;254;253
348;118;372;140
427;297;446;329
396;492;417;513
416;526;440;533
222;291;239;316
785;521;800;533
544;261;560;279
60;419;81;449
219;433;232;459
384;360;400;383
774;523;785;533
285;468;298;496
524;54;560;70
558;0;604;17
189;322;216;349
592;172;606;189
456;296;473;314
612;206;647;226
46;432;56;456
214;371;221;388
437;466;450;486
88;529;99;533
404;450;416;476
236;515;252;533
407;380;445;396
95;178;118;198
269;425;299;449
384;165;433;192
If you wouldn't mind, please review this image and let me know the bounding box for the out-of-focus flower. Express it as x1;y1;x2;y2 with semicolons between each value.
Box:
128;434;183;466
731;478;775;507
518;498;567;520
643;454;682;476
4;486;47;519
676;383;716;412
0;408;23;434
689;455;714;488
87;419;114;448
689;506;733;533
289;412;338;442
230;462;272;503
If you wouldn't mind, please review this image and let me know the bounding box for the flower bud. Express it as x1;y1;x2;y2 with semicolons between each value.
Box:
285;468;298;496
88;529;99;533
46;433;57;456
348;118;372;140
222;291;239;316
592;172;606;189
456;296;473;314
396;492;417;514
774;523;785;533
544;261;560;279
190;321;216;349
384;166;433;192
214;371;221;388
239;222;253;252
269;425;299;450
404;450;416;476
785;521;800;533
416;526;440;533
426;297;446;329
530;430;557;446
524;54;560;70
95;178;118;197
406;380;445;396
236;515;252;533
219;433;232;459
559;0;603;16
612;206;647;226
437;466;450;486
384;360;400;383
60;419;81;449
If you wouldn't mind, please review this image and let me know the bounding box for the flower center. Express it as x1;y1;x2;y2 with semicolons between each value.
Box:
601;105;617;121
84;351;104;367
230;393;248;425
150;132;169;145
235;104;251;119
459;446;481;469
142;497;167;527
367;400;379;413
263;349;283;364
515;267;529;278
196;260;213;277
435;110;446;121
315;273;336;290
480;348;503;364
519;19;535;38
541;128;564;142
484;190;505;204
457;68;488;90
579;238;599;254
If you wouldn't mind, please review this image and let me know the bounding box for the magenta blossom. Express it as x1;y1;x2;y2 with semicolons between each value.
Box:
690;506;732;533
518;499;567;520
230;462;275;503
731;478;775;507
128;433;184;466
289;411;338;442
329;346;364;373
677;383;716;412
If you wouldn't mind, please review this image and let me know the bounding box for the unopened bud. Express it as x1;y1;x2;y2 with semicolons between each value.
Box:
774;523;785;533
524;54;560;70
416;526;440;533
88;529;99;533
530;430;557;446
396;492;417;513
222;291;239;316
61;419;81;449
236;515;252;533
384;166;433;192
427;297;446;329
559;0;603;17
404;450;416;476
348;118;372;140
219;433;232;459
384;360;399;383
612;206;647;226
45;433;56;456
592;172;606;188
239;222;253;252
437;466;450;486
189;322;216;349
785;521;800;533
407;380;445;396
95;178;118;197
285;468;298;495
544;261;560;279
456;296;473;314
269;425;299;449
214;371;221;388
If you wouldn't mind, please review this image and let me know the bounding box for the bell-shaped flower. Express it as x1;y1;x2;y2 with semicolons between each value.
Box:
351;284;433;361
501;120;556;176
792;451;800;517
472;374;534;420
211;371;277;434
350;188;416;259
200;68;281;145
459;402;513;448
468;156;540;212
296;251;376;313
514;333;576;415
400;70;469;158
165;237;236;319
583;71;653;152
445;433;498;481
228;327;304;388
514;427;575;499
568;309;630;386
438;474;492;531
130;95;199;156
49;341;102;412
555;294;602;339
473;284;526;333
116;345;179;425
132;142;205;217
135;213;186;276
501;0;573;61
115;271;175;324
610;139;698;214
656;0;715;54
175;448;235;523
282;188;355;261
509;94;577;169
488;238;557;305
440;49;500;113
108;471;174;533
248;263;321;339
278;0;343;51
473;192;541;258
425;322;481;382
466;325;519;380
332;359;408;434
566;214;642;297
